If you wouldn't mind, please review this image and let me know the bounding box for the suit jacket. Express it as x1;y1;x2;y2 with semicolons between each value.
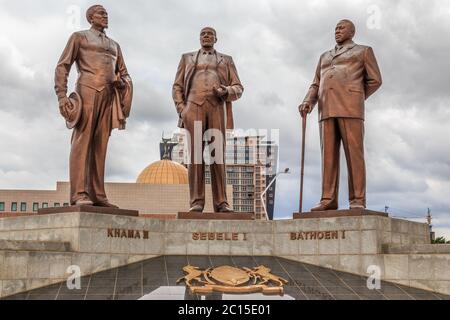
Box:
172;50;243;128
303;41;382;121
55;28;132;99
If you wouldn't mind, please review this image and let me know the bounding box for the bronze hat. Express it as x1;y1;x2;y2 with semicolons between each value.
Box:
65;91;82;129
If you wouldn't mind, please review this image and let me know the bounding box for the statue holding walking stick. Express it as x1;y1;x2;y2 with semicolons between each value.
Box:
298;19;382;212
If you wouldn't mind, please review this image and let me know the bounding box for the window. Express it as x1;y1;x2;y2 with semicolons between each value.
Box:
33;203;39;212
0;202;4;211
63;203;69;207
54;203;60;207
11;202;17;212
42;203;48;208
20;202;27;212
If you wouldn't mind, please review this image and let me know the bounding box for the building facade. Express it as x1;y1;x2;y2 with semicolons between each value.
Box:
0;159;232;218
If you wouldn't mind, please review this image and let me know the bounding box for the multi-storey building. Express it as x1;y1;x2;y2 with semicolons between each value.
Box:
165;132;279;220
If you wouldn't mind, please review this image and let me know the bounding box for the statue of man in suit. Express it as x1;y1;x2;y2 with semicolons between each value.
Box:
173;27;244;213
299;19;382;211
55;5;132;208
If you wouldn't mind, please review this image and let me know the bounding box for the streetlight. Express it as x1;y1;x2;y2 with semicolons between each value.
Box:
260;168;290;220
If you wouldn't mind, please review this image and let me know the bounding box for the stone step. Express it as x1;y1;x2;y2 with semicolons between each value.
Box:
0;250;155;298
0;240;71;252
383;243;450;254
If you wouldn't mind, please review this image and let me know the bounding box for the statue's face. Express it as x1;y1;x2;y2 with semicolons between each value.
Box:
91;7;108;29
335;21;353;44
200;29;217;48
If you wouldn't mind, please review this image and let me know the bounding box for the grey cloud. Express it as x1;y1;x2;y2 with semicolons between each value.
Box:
0;0;449;238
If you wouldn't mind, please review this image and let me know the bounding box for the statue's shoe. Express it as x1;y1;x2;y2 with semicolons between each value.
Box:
189;205;204;212
75;199;94;206
94;201;119;209
217;205;233;213
310;202;338;211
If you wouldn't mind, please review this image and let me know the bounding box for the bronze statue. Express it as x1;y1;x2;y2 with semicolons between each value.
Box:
55;5;132;208
299;19;382;211
173;27;244;213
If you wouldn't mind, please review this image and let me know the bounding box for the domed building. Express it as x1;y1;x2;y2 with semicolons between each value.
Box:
102;154;221;216
0;139;231;218
137;159;188;185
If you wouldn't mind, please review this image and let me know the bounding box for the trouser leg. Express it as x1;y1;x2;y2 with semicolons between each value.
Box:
205;100;229;212
338;118;366;207
319;118;340;207
90;87;113;203
69;85;97;204
184;102;206;208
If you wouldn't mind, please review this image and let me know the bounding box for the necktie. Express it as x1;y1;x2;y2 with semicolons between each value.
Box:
100;33;108;51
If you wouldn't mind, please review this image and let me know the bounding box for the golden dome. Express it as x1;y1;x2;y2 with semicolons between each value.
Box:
136;159;188;184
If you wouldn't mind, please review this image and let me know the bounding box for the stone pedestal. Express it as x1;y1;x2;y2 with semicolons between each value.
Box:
177;212;254;220
1;210;449;297
293;209;388;219
38;205;139;217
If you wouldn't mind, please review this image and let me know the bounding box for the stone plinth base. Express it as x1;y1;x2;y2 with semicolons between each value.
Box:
1;210;449;297
293;209;388;219
177;212;254;220
38;205;139;217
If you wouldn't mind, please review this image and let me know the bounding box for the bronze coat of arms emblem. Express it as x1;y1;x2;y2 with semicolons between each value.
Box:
177;265;288;295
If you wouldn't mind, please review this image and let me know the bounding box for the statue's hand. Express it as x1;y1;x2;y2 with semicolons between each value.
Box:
58;96;72;119
179;103;187;118
214;85;228;98
113;79;125;90
299;102;312;118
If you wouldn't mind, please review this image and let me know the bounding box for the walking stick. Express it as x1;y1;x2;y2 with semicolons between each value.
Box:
299;113;307;213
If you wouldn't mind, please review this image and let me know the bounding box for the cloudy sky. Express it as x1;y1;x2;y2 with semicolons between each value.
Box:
0;0;449;238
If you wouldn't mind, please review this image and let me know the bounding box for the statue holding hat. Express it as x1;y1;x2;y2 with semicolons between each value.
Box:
54;5;133;208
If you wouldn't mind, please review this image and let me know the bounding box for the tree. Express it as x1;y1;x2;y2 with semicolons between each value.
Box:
432;236;450;244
